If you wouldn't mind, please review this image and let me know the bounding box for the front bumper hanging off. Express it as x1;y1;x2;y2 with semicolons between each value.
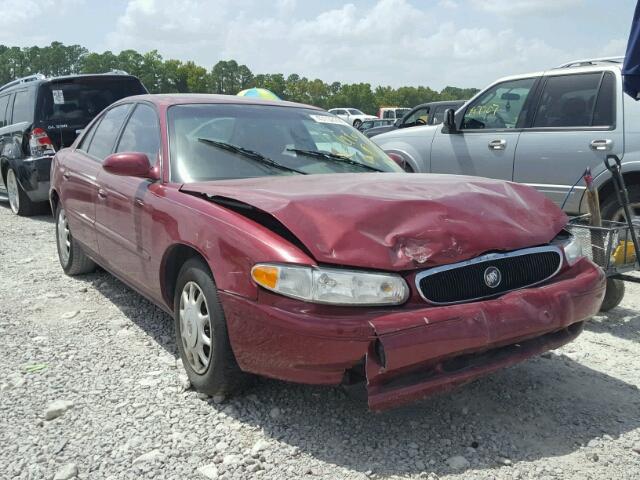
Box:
220;259;605;411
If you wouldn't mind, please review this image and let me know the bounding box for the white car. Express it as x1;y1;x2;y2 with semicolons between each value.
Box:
328;108;377;128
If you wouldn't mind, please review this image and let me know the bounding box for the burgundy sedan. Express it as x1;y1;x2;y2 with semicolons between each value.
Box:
49;94;606;410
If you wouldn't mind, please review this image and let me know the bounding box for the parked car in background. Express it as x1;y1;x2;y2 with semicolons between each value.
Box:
328;107;376;127
357;118;396;132
0;72;147;215
373;57;637;223
378;106;410;120
51;94;604;410
366;100;466;138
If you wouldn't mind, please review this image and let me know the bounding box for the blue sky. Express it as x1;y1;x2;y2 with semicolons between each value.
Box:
0;0;636;90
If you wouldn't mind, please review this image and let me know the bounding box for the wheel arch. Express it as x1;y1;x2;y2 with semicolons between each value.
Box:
160;243;214;311
50;188;60;214
596;170;640;212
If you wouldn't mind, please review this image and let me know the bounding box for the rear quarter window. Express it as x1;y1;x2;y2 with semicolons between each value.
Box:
12;90;34;124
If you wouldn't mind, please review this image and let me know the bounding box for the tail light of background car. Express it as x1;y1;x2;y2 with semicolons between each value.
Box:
29;128;56;157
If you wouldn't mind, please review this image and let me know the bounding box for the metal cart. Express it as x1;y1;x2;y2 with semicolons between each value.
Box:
565;155;640;311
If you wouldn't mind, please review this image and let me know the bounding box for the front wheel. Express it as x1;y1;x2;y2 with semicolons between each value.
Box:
174;258;249;396
55;205;96;275
6;168;36;216
352;119;362;128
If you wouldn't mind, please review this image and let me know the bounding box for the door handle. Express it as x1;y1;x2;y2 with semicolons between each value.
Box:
590;139;613;151
97;188;107;199
134;198;144;208
488;139;506;151
62;171;70;180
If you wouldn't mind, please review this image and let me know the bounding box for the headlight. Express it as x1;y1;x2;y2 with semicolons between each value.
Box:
251;263;409;305
553;232;584;266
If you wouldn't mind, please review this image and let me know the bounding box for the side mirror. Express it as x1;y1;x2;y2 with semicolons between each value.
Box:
442;108;459;134
103;152;159;180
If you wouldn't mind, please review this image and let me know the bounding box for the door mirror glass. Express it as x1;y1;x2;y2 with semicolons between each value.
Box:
103;152;159;180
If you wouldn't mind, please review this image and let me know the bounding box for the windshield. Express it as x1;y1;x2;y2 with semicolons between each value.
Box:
348;109;364;115
36;76;147;128
168;104;402;182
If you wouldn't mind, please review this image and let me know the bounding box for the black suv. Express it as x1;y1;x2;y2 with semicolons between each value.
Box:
0;72;147;215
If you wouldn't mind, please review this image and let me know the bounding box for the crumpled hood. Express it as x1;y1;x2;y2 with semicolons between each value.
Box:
180;173;567;271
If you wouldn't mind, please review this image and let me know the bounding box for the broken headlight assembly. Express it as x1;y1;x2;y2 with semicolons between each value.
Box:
251;263;409;305
552;231;584;266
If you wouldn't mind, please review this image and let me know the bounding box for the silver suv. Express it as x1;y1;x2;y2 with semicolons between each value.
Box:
373;57;638;222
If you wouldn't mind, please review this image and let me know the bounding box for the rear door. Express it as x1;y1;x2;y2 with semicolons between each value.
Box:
34;76;147;151
513;70;621;213
95;102;161;289
61;103;132;255
430;77;538;180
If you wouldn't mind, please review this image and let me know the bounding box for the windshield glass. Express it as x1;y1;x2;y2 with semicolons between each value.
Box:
36;77;147;127
348;109;364;115
168;104;402;182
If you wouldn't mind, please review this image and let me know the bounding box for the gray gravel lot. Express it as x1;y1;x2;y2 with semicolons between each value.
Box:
1;204;640;480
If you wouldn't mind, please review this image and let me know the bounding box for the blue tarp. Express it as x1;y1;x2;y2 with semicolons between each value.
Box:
623;0;640;99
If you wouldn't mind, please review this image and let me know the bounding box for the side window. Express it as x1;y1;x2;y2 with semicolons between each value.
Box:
86;104;131;161
462;77;536;130
77;119;100;152
0;95;9;128
431;106;447;125
403;107;429;126
11;90;33;124
116;104;161;165
532;72;608;128
592;72;615;127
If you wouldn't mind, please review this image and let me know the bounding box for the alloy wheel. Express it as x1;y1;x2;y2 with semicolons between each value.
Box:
179;281;213;374
6;169;19;214
57;208;71;265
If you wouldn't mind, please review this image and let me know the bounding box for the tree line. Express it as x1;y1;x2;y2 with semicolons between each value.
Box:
0;42;478;114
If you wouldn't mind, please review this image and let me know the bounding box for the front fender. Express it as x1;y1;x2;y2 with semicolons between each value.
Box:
374;139;424;173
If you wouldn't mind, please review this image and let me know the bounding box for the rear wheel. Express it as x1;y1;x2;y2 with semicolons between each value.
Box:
174;258;250;396
601;185;640;223
55;204;96;275
352;119;362;128
6;168;36;216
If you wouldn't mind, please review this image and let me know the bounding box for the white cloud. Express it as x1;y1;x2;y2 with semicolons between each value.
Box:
104;0;624;90
0;0;82;45
470;0;583;15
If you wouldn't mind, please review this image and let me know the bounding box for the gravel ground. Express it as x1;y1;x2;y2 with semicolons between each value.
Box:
1;203;640;480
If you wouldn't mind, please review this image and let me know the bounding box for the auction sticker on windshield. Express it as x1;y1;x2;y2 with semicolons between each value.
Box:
310;114;348;125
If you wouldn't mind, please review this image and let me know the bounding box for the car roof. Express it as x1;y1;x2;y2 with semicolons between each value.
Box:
126;93;323;110
0;72;143;94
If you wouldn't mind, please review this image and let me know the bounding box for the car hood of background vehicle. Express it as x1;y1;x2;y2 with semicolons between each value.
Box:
180;173;567;271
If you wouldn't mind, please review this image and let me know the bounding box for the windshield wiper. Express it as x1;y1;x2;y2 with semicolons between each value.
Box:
286;148;384;173
198;138;307;175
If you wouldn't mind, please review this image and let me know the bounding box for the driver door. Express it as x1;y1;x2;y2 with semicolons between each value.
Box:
430;77;539;180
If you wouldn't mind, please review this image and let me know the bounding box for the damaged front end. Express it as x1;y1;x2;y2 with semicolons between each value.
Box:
180;173;605;410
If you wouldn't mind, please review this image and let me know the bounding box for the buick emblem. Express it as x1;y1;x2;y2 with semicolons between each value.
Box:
483;266;502;288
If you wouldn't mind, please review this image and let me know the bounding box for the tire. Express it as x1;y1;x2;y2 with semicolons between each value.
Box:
352;119;362;128
600;185;640;222
6;168;36;216
174;257;249;396
55;204;96;276
599;277;625;312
